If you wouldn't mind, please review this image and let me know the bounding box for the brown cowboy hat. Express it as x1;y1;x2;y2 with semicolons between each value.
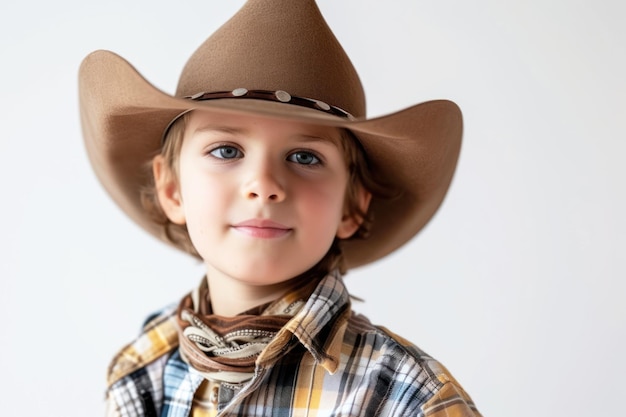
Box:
79;0;462;269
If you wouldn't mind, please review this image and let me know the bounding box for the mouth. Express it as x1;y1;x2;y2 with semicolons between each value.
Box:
231;219;292;239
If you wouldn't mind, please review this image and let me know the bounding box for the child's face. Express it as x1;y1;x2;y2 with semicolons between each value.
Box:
156;110;363;287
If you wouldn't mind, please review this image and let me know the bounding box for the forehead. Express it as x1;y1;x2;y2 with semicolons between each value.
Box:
184;110;344;145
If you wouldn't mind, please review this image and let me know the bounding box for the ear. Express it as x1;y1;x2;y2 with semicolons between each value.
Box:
153;155;186;225
336;186;372;239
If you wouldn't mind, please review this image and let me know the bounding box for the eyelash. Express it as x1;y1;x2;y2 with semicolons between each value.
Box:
207;145;323;166
208;145;243;160
287;150;322;166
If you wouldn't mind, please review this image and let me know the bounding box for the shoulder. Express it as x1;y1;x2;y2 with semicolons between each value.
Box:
106;304;180;387
343;312;440;376
342;313;481;416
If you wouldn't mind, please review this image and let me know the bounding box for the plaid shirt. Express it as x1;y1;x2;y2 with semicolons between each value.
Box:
105;273;481;417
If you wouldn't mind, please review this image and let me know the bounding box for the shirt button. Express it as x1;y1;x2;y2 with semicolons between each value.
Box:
210;385;219;407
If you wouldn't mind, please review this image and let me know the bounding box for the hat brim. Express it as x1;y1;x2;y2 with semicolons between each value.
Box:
79;50;462;269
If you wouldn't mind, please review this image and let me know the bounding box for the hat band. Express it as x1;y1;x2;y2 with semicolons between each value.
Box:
186;88;355;120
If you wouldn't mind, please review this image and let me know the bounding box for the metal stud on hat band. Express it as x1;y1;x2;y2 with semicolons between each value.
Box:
185;88;355;120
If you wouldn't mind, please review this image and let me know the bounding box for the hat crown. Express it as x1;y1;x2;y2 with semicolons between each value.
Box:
176;0;366;118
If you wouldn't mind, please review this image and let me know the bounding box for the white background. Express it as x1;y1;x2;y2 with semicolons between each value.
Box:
1;1;624;416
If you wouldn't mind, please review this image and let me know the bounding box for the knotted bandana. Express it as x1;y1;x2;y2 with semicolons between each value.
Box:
176;276;321;383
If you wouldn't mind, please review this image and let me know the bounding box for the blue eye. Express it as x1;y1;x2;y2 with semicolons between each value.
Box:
288;151;320;165
210;146;242;159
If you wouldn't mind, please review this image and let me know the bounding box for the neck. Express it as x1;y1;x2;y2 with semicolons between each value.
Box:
205;266;306;316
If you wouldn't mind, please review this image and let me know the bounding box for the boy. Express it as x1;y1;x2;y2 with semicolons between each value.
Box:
79;1;481;416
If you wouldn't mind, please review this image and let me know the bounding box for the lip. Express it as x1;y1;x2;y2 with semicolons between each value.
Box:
232;219;292;239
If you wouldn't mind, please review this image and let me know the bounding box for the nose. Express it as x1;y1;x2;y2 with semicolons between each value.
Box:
241;160;286;203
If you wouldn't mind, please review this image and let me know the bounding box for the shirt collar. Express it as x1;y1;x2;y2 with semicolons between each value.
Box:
107;272;352;386
257;271;351;374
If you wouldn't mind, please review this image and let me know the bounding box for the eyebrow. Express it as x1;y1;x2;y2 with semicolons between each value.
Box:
192;125;339;146
296;134;331;142
294;134;340;146
193;125;247;135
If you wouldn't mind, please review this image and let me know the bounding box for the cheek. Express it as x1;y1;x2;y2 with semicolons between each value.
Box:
179;170;230;227
299;180;347;223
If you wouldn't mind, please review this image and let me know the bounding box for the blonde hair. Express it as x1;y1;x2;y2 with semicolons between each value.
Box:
140;112;391;273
